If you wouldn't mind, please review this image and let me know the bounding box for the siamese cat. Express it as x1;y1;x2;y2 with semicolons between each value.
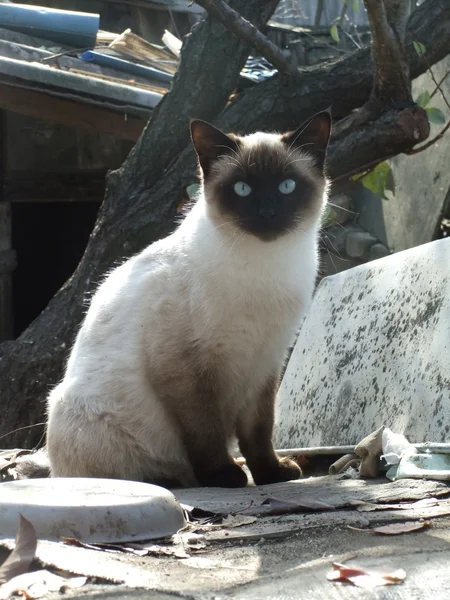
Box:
45;111;331;487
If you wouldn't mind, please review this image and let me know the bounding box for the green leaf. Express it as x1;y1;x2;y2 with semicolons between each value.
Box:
321;204;337;228
413;41;426;56
353;0;360;13
415;90;431;108
426;106;446;125
330;24;340;43
359;162;392;199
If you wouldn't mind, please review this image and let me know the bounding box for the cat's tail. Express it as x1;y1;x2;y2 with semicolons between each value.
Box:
15;448;51;479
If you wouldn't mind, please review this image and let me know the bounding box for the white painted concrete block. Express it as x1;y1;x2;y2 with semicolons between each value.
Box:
275;239;450;447
0;478;186;542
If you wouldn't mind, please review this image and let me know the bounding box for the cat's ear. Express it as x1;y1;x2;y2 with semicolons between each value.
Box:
190;119;239;177
281;110;332;171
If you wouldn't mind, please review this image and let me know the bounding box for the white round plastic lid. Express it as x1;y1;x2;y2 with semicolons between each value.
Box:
0;478;186;543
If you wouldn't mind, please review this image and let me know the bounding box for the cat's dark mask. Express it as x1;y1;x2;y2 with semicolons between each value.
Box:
190;112;331;242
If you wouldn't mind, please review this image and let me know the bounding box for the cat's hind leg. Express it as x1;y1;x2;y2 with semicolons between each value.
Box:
47;394;148;480
46;384;197;485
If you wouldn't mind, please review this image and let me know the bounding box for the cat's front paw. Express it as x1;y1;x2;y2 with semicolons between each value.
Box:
252;457;301;486
197;462;248;488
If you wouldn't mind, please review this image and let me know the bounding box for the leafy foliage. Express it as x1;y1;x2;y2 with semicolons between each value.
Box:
330;23;340;43
426;106;446;125
415;90;446;126
415;90;431;108
353;161;395;200
413;40;426;56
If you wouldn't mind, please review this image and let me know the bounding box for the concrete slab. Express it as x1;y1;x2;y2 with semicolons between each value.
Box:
275;238;450;448
383;55;450;252
29;515;450;600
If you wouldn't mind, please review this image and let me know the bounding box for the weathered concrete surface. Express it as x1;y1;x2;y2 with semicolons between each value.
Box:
275;238;450;448
38;515;450;599
2;476;450;599
356;55;450;253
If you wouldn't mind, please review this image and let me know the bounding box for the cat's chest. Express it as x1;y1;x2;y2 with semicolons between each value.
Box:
191;273;305;375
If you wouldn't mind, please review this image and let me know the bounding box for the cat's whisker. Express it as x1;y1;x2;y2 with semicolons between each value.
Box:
213;143;246;172
324;247;338;272
226;158;245;171
228;230;245;254
322;236;342;259
327;202;356;216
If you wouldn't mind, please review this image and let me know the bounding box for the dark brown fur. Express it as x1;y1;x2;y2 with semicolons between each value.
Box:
191;112;331;242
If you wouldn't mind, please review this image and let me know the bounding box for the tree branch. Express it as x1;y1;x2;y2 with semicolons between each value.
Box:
406;119;450;155
193;0;296;77
116;0;280;199
430;68;450;101
364;0;411;105
0;0;448;447
217;0;448;137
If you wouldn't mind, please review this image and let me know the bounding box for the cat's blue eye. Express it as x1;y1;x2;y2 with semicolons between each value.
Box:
278;179;296;194
234;182;252;197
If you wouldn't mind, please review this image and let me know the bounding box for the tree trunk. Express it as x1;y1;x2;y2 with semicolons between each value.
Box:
0;0;449;447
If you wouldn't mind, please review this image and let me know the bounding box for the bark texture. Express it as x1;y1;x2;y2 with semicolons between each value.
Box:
0;0;449;447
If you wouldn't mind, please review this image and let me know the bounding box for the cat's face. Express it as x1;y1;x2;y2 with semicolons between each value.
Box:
190;112;331;242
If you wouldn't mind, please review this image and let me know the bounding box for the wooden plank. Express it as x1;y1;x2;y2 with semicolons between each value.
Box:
3;171;107;203
174;476;450;516
0;84;146;142
68;68;169;95
108;29;178;74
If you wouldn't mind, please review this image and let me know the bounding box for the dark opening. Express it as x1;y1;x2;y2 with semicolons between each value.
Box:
11;201;100;337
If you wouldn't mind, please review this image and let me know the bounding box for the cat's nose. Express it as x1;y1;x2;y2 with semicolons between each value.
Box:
258;208;276;219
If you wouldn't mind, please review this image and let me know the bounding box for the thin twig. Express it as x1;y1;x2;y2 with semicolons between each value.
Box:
430;69;450;101
194;0;297;77
416;47;450;110
39;47;95;62
427;64;450;111
333;157;390;183
410;48;450;154
0;422;46;441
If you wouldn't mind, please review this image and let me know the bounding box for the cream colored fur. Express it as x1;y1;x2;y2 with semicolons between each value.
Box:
46;135;328;484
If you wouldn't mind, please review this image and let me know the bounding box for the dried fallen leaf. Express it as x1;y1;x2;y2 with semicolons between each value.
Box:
180;532;206;549
62;536;192;559
0;570;86;599
61;538;123;554
0;515;37;584
327;561;406;589
140;544;189;559
260;496;334;515
372;521;431;535
222;514;258;528
192;513;258;532
0;450;31;462
180;504;221;524
354;497;439;512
